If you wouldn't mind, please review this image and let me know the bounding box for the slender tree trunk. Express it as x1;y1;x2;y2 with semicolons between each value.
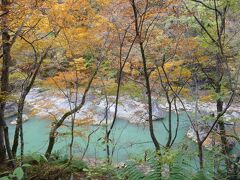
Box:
158;67;172;148
131;0;160;152
45;130;55;159
102;90;110;163
166;96;172;148
140;44;160;151
45;64;99;159
106;68;122;164
12;99;24;157
170;97;179;146
105;22;136;164
198;142;204;170
216;84;230;172
3;126;12;163
12;46;50;158
130;1;161;177
215;52;229;171
0;0;13;164
0;126;6;163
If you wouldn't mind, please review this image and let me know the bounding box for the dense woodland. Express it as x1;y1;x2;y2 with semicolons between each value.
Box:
0;0;240;179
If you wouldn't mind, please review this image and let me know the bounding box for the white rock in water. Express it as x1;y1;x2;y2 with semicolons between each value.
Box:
10;114;29;125
187;128;197;142
24;87;240;126
152;101;166;120
231;112;240;118
5;103;17;118
224;114;232;122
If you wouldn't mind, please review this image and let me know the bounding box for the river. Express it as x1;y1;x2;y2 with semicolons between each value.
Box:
6;113;191;163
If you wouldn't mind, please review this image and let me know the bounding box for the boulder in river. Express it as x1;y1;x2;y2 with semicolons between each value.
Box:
5;102;17;118
10;114;29;125
231;112;240;119
152;101;166;121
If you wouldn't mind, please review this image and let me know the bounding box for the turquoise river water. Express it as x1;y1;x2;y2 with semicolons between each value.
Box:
6;113;190;162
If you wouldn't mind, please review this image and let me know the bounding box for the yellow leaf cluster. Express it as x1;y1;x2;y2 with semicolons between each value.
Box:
70;58;87;72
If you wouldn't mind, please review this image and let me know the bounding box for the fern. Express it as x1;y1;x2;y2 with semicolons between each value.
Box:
118;153;216;180
168;161;192;180
118;162;145;180
144;156;162;180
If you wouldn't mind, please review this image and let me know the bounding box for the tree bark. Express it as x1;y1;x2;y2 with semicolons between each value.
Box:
216;84;230;172
198;142;204;170
45;63;99;159
131;0;160;152
12;48;49;158
0;0;13;164
165;95;172;148
12;99;24;158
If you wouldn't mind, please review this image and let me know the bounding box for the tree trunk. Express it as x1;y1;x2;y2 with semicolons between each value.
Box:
0;127;6;162
45;64;99;158
45;130;56;159
12;100;24;157
131;0;160;152
12;47;50;158
198;142;204;170
130;1;161;177
217;99;230;172
216;84;230;172
0;0;13;164
166;96;172;148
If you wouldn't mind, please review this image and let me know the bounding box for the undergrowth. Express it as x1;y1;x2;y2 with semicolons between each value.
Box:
0;148;236;180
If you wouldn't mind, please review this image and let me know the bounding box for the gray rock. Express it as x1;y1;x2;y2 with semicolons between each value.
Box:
231;112;240;118
10;114;29;125
5;102;17;118
227;138;236;151
152;101;166;120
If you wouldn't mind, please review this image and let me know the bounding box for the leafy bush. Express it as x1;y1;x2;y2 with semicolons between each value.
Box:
23;153;48;165
0;164;31;180
69;160;88;171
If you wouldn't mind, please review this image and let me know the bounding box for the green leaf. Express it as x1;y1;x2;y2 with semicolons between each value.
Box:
40;154;48;163
0;177;10;180
31;153;41;163
22;163;32;168
82;168;89;172
13;167;24;180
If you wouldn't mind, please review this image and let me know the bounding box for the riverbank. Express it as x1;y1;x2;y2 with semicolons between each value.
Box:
5;87;240;149
5;87;240;124
22;88;166;125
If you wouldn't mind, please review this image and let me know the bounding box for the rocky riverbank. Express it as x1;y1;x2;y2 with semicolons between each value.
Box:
5;87;240;125
23;88;166;125
5;87;240;149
